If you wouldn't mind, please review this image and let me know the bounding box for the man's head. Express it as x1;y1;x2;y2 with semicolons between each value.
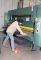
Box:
15;17;17;21
15;17;23;23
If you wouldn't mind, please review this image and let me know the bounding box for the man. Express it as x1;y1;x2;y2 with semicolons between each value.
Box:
3;19;27;52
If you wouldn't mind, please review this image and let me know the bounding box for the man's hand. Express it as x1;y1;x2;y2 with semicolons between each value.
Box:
21;33;27;36
17;33;27;37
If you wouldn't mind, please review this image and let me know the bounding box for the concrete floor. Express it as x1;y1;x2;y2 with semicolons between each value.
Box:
0;43;41;60
0;32;41;60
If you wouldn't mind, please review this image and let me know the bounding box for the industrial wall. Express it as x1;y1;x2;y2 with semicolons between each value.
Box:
0;0;19;31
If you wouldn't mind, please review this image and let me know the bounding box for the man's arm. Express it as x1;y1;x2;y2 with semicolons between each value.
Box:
15;21;27;36
16;21;24;35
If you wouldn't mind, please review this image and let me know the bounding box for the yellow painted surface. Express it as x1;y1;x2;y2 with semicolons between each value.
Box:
20;26;34;32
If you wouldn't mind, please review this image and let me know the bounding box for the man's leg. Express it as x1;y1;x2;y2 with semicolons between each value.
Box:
3;34;9;46
8;33;15;51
